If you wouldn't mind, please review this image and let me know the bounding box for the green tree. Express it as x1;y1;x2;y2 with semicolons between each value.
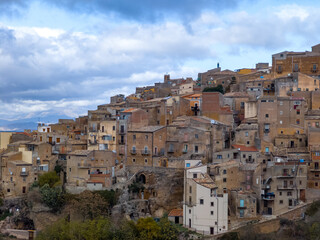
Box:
96;189;119;208
158;216;179;240
39;184;65;213
203;84;224;94
136;217;161;240
38;171;61;188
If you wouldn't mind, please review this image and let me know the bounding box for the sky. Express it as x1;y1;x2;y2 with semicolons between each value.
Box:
1;0;320;130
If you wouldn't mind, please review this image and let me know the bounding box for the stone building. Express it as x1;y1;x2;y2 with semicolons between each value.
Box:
272;43;320;78
66;150;116;192
126;126;166;167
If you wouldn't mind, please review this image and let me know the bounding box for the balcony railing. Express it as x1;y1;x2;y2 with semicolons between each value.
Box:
277;184;294;190
118;140;125;145
20;171;28;177
141;150;150;155
130;150;137;155
167;149;174;153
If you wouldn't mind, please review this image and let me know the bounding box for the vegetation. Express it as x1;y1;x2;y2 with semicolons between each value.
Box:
128;182;145;194
39;184;65;213
36;216;190;240
203;84;224;94
38;171;61;188
0;210;13;221
95;189;119;208
71;190;109;220
306;200;320;217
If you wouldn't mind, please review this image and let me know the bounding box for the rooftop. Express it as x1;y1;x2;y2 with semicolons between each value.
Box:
129;126;165;133
232;144;258;152
168;209;183;217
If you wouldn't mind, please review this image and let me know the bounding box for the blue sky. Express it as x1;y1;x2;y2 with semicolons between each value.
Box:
1;0;320;130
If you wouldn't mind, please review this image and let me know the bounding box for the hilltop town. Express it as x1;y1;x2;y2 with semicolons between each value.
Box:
1;44;320;238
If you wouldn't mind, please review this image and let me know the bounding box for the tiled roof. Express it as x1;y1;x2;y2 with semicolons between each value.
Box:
193;173;217;189
129;126;165;132
232;144;258;152
122;108;139;113
168;209;183;217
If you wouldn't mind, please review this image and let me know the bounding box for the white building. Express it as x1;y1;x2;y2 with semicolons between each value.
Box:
183;160;228;235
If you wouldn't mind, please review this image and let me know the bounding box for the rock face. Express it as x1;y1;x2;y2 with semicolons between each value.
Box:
113;166;184;219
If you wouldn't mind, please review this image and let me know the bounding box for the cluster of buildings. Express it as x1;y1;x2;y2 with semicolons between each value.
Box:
2;44;320;235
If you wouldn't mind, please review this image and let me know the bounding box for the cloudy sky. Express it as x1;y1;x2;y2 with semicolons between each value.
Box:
1;0;320;130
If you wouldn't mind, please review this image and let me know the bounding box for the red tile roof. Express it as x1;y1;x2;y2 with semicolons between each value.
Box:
232;144;258;152
168;209;183;217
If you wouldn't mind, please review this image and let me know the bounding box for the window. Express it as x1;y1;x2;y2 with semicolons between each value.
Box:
144;159;148;163
101;126;105;132
280;111;283;115
132;158;136;163
280;200;283;204
194;146;198;153
133;135;136;140
223;169;227;174
279;101;283;106
294;63;299;72
211;211;214;215
265;114;269;118
279;192;282;196
240;102;245;109
296;119;300;124
217;155;222;159
195;134;199;139
189;186;192;193
223;178;227;183
265;147;269;153
247;141;250;144
200;199;204;205
189;209;191;214
280;120;283;124
193;173;197;178
287;192;292;196
112;126;115;131
245;132;248;137
145;135;148;140
211;202;214;207
186;163;190;167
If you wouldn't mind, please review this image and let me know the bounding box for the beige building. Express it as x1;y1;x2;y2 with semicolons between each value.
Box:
66;150;116;192
0;132;14;150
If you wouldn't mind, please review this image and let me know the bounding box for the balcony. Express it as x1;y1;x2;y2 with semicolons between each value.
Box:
276;174;294;178
130;150;137;155
310;168;320;172
167;149;174;153
153;151;164;157
118;140;125;145
89;140;98;145
119;131;126;135
78;163;91;168
20;171;28;177
277;184;294;190
262;196;275;201
182;149;188;154
141;150;151;155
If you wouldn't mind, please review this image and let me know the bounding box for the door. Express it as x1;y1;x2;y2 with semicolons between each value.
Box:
268;207;272;215
22;186;26;194
210;227;214;235
175;216;179;224
49;137;52;144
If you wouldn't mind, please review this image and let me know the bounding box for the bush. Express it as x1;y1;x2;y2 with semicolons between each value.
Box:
39;184;65;213
38;171;61;188
203;84;224;94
